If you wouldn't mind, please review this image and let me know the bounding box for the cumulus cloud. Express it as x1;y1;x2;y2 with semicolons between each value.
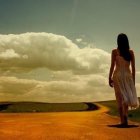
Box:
0;76;114;102
0;49;20;59
76;38;82;43
0;32;115;102
0;32;110;74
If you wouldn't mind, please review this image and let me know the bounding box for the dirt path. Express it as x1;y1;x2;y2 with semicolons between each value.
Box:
0;103;139;140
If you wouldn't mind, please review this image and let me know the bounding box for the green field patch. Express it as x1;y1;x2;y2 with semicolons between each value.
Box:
99;98;140;123
0;102;97;113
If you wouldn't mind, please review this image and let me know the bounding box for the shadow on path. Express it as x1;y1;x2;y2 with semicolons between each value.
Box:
84;102;99;111
108;124;139;128
0;103;11;111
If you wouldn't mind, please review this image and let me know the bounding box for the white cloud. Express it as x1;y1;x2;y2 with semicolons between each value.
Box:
0;32;110;74
0;49;20;59
0;32;115;102
0;76;37;95
76;38;82;42
0;76;114;102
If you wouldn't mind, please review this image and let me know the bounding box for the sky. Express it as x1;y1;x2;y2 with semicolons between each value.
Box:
0;0;140;102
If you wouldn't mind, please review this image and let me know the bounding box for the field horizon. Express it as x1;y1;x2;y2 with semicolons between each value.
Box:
0;99;139;122
0;101;98;113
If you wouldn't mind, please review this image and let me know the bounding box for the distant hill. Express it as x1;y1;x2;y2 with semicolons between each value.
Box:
0;102;98;113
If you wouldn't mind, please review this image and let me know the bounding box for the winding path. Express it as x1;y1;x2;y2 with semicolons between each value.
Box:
0;103;139;140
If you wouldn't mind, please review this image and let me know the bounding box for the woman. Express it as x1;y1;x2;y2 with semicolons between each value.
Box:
109;33;139;126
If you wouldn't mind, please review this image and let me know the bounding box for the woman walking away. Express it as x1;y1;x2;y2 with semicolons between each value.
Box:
109;33;139;127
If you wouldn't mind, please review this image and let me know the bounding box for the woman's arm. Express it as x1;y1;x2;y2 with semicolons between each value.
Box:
109;49;116;87
130;50;135;85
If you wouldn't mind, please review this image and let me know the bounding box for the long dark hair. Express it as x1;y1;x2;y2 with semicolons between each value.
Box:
117;33;131;61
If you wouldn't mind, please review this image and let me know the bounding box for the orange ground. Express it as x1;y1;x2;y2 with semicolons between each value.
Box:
0;103;139;140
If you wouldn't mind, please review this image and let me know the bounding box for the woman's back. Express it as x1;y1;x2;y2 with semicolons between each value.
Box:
114;49;131;73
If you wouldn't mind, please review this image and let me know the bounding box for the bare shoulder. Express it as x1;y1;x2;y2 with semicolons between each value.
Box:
129;49;134;55
129;49;134;53
112;49;117;55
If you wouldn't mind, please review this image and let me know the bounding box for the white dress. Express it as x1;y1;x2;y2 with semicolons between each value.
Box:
113;49;139;110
